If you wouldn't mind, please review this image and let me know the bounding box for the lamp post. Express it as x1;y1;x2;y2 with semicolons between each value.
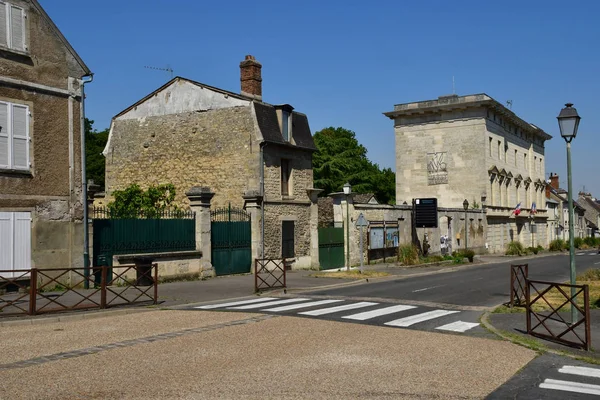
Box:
463;199;469;250
557;103;581;324
343;182;351;271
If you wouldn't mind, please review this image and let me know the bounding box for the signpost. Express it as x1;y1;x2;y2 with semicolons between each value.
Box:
355;213;369;273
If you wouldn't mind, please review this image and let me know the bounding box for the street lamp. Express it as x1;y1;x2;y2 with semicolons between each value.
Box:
557;103;581;324
463;199;469;250
343;182;352;271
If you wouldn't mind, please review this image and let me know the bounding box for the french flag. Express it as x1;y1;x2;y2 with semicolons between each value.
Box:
531;202;537;214
511;202;522;216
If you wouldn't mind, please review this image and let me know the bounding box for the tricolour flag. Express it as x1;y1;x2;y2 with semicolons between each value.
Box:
531;202;537;214
511;202;522;216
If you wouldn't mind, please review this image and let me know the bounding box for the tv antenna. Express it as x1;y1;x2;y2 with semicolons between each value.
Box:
452;76;455;95
144;65;174;79
506;100;513;109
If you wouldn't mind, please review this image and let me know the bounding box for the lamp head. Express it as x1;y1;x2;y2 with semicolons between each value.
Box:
463;199;469;210
557;103;581;142
343;182;351;195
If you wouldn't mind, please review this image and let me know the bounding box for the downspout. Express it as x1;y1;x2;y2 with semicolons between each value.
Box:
260;142;267;259
81;73;94;289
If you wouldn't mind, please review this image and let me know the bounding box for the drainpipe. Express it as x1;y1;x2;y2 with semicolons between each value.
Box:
81;73;94;289
259;142;267;259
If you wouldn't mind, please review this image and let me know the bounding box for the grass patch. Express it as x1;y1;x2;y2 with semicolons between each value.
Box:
491;304;526;314
497;329;548;353
310;270;390;279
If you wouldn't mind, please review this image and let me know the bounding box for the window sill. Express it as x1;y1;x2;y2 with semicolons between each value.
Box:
281;195;296;201
0;45;29;57
0;168;33;177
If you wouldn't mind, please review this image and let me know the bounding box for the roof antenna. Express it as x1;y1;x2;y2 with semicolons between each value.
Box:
144;65;174;79
452;76;455;95
506;100;513;109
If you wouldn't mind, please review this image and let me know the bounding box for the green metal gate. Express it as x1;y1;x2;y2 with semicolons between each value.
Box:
211;204;251;276
318;227;345;270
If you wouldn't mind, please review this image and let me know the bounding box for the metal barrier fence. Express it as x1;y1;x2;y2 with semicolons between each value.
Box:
526;279;591;351
255;258;287;292
0;265;158;317
509;264;528;307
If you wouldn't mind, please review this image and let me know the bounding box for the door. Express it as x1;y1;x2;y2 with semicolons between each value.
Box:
0;211;31;278
318;227;344;270
211;204;251;276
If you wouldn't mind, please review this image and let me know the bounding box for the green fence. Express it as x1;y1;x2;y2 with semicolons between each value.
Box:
211;204;251;276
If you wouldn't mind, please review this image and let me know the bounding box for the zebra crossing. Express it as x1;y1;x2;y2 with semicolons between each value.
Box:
576;251;600;256
193;296;481;334
540;365;600;397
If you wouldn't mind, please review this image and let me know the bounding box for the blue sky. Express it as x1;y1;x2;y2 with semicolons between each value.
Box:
42;0;600;197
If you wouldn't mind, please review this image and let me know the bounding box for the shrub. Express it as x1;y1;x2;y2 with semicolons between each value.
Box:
506;241;525;256
549;239;566;252
536;245;544;251
584;237;600;247
574;237;584;249
460;249;475;262
398;244;419;265
528;246;538;255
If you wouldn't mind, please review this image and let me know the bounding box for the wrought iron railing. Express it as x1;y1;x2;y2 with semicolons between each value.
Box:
526;279;591;350
509;264;528;307
0;265;158;317
92;207;195;220
255;258;287;292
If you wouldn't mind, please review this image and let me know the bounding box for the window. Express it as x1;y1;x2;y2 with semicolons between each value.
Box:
0;212;31;278
497;140;501;160
0;101;30;170
0;2;27;52
514;149;518;166
489;137;492;157
524;153;527;170
280;158;291;196
534;156;537;172
282;221;294;258
281;110;291;142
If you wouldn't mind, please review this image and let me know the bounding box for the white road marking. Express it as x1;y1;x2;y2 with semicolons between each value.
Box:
540;378;600;396
385;310;460;327
435;321;480;333
412;285;444;293
594;261;600;265
342;304;417;321
559;365;600;379
576;252;586;256
229;298;309;310
262;299;343;312
299;302;378;316
195;297;277;309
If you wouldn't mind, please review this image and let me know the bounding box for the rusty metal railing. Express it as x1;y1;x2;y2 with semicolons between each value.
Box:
255;258;287;292
509;264;528;307
0;265;158;317
526;279;591;351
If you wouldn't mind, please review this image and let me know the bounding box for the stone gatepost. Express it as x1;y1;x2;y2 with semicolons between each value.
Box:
243;190;262;262
307;189;323;269
186;186;215;278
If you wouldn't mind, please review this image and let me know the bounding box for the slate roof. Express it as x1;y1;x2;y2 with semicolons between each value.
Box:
253;103;316;151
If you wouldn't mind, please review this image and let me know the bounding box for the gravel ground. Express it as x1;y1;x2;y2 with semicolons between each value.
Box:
0;310;535;399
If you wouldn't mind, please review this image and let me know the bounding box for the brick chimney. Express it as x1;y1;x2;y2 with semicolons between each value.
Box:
549;173;559;190
240;55;262;101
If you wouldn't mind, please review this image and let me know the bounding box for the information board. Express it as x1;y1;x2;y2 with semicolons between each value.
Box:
414;198;438;228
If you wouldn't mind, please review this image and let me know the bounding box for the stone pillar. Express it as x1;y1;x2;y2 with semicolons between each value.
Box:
243;190;262;262
186;186;215;278
307;188;323;269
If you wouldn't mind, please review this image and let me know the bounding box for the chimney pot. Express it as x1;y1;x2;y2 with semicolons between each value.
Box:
240;55;262;101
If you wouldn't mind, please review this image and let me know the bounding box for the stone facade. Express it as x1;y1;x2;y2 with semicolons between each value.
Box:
104;59;319;272
0;0;90;275
385;94;551;253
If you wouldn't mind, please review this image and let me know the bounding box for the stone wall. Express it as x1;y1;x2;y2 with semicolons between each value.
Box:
106;106;261;209
263;202;312;269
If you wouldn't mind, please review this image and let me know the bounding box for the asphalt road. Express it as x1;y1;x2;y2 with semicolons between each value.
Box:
307;252;600;308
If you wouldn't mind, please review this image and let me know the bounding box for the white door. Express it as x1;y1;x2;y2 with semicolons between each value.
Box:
0;211;31;278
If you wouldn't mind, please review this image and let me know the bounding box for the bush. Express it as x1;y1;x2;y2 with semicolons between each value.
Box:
506;241;525;256
549;239;566;252
398;244;419;265
528;246;538;255
536;245;544;251
584;237;600;247
461;249;475;262
574;237;584;249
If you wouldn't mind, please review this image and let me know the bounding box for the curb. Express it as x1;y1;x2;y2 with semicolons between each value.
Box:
0;307;154;328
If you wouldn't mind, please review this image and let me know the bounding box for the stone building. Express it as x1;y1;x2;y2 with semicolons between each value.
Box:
384;94;551;253
546;173;587;242
0;0;91;278
103;56;319;270
577;191;600;237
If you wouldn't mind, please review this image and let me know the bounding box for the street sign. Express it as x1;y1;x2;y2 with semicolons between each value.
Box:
355;213;369;227
414;198;438;228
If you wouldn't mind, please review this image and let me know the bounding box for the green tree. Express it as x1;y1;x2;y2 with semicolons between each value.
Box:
107;183;178;218
313;127;395;204
85;118;109;190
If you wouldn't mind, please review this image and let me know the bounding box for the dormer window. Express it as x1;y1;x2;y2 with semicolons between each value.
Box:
282;110;290;142
0;2;27;52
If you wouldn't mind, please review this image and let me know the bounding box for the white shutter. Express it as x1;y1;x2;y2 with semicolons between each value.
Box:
9;4;24;51
13;212;31;271
0;212;14;278
11;104;28;169
0;2;7;48
0;102;8;168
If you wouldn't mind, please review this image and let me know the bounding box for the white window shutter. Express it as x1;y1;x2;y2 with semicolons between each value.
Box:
0;212;14;278
0;102;8;167
9;5;24;51
13;212;31;271
11;104;28;169
0;3;7;48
